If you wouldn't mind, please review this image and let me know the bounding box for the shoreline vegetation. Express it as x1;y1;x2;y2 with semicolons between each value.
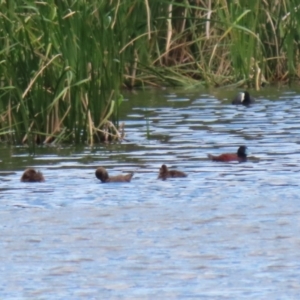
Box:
1;1;300;144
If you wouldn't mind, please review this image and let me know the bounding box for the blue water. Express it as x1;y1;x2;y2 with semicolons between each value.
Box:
1;88;300;299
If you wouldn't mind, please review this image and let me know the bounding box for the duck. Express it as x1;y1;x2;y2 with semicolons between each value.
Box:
232;91;255;105
207;146;248;162
95;167;133;183
20;168;45;182
158;164;187;180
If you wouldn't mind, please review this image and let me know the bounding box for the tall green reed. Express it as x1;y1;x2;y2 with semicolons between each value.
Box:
0;0;124;144
124;0;300;87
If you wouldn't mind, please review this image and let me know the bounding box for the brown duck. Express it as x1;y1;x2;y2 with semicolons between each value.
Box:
158;164;187;180
21;168;45;182
95;167;133;183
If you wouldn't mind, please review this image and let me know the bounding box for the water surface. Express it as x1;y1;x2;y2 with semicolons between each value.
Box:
1;87;300;299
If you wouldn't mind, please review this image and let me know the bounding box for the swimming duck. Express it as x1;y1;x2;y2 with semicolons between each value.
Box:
207;146;248;162
20;168;45;182
158;164;187;180
95;167;133;183
232;91;255;105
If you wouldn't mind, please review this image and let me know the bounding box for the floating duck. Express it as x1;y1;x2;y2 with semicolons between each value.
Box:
232;91;255;105
208;146;248;162
158;164;187;180
21;168;45;182
95;167;133;183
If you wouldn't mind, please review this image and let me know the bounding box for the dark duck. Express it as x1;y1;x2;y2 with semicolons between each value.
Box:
232;91;255;105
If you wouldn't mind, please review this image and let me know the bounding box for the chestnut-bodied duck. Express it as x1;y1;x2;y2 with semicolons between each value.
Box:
208;146;248;162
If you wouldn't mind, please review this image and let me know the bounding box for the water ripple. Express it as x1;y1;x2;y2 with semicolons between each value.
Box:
1;88;300;299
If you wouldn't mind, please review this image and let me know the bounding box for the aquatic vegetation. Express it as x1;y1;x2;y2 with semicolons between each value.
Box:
0;1;124;144
117;0;300;88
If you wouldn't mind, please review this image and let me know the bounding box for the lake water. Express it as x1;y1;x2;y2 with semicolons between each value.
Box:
1;87;300;299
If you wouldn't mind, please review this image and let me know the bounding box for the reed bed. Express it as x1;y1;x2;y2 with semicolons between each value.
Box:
0;0;299;144
129;0;300;88
0;1;124;144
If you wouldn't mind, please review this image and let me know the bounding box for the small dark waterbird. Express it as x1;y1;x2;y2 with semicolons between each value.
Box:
21;168;45;182
232;91;255;105
207;146;248;162
95;167;133;183
158;164;187;180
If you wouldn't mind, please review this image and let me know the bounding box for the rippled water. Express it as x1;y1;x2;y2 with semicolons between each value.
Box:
1;87;300;299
